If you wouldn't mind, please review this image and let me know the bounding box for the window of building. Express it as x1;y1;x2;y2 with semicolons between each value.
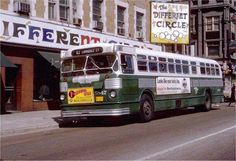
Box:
202;0;209;4
93;0;102;21
206;17;212;30
59;0;69;21
136;12;143;32
48;0;56;20
72;0;77;17
117;6;125;36
216;0;223;3
207;41;220;56
190;17;195;33
192;0;198;5
206;16;220;31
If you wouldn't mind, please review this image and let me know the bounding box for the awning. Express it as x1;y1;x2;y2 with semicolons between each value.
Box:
0;51;17;68
37;51;60;69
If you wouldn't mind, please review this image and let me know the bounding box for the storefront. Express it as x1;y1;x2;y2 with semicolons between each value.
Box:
0;13;161;112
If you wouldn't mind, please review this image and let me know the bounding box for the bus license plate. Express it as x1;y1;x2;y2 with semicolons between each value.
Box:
67;87;94;104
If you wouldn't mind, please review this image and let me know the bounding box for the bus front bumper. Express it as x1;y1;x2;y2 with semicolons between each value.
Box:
61;108;130;118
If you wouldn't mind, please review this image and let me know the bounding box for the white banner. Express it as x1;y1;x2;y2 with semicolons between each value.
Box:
0;13;161;51
156;77;190;95
151;2;189;44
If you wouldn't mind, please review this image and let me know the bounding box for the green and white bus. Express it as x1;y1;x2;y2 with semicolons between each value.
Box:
59;43;223;123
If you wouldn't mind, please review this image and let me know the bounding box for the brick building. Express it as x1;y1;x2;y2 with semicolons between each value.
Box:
0;0;161;112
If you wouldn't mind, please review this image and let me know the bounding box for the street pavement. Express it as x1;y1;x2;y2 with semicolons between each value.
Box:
0;103;233;137
0;110;60;137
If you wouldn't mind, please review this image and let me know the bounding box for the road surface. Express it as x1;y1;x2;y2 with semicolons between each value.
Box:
1;105;235;160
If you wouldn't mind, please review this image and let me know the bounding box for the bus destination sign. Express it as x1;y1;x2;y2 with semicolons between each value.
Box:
72;47;103;56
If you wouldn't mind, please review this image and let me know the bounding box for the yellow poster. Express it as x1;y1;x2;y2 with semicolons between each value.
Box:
67;87;94;104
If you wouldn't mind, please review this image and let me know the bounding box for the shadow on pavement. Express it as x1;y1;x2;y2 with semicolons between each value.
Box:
53;107;220;128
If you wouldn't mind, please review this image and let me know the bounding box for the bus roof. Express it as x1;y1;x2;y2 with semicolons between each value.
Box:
65;43;219;66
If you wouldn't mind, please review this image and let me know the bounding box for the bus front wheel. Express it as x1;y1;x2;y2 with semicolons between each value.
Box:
139;94;154;122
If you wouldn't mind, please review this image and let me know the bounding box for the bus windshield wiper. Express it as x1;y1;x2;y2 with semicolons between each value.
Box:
88;56;100;69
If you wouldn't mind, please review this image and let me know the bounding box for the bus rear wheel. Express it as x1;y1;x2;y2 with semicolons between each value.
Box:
197;92;212;112
139;94;154;122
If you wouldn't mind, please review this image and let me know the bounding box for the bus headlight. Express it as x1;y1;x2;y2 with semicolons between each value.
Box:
60;94;66;101
109;90;117;98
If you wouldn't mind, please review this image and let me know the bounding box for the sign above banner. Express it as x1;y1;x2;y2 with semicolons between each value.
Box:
0;13;161;51
151;2;189;44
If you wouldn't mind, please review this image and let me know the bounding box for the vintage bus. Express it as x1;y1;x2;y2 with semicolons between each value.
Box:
59;43;223;124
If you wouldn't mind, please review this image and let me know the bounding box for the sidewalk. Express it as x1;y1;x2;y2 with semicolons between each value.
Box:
0;110;60;137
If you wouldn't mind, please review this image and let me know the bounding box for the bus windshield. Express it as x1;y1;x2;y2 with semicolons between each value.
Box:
61;54;117;76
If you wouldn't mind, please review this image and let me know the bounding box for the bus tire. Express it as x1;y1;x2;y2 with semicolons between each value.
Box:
198;92;212;112
139;94;154;122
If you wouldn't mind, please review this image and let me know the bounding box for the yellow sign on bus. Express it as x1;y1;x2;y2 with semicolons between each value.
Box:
67;87;94;104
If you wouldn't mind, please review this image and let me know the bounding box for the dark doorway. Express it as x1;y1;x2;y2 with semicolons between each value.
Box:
5;64;21;111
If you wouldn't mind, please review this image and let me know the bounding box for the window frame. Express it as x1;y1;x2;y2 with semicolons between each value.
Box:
121;54;134;74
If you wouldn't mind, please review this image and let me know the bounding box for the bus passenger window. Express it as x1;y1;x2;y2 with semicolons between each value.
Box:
158;57;167;73
215;65;220;75
168;59;175;73
149;62;157;72
138;61;147;71
190;61;197;74
211;64;215;75
175;59;182;74
206;63;210;75
182;60;189;74
200;63;206;75
121;54;134;74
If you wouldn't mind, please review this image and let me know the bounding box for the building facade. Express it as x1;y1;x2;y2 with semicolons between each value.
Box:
189;0;236;96
190;0;236;61
0;0;161;112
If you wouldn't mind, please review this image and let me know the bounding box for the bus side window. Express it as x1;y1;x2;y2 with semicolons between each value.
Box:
159;57;167;73
200;62;206;75
148;56;158;72
211;64;215;75
168;58;175;73
138;60;147;71
190;61;197;74
182;60;189;74
121;54;134;74
206;63;211;75
175;59;182;74
137;54;147;71
149;62;158;72
215;65;220;75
